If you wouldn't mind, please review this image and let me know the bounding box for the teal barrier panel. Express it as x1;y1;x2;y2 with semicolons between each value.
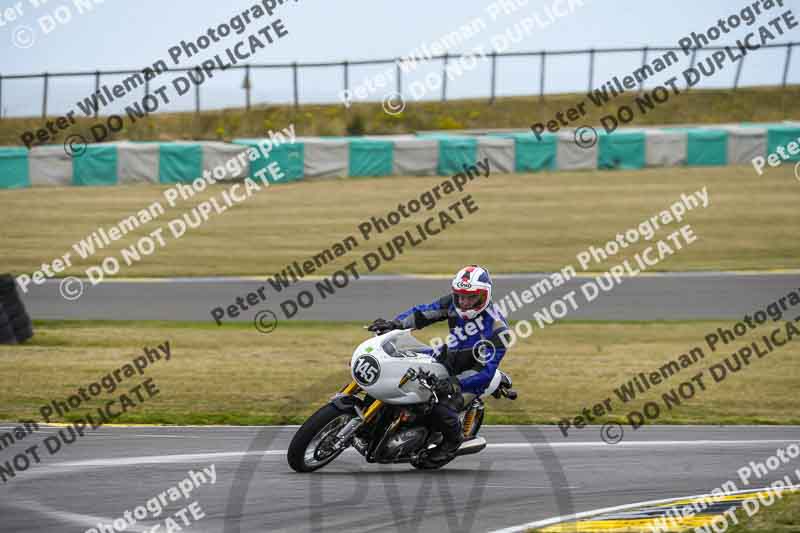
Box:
233;140;305;183
348;139;394;177
0;148;30;189
767;125;800;161
598;131;646;169
512;134;557;172
687;130;728;166
437;137;477;175
159;144;203;184
73;145;118;186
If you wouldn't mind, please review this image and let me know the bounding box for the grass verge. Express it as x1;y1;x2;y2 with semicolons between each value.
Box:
1;165;797;277
727;491;800;533
1;86;797;144
0;319;797;426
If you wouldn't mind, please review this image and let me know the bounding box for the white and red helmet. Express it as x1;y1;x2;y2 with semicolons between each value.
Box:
451;265;492;320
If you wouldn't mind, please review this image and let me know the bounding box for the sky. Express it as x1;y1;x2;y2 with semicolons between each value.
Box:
0;0;797;117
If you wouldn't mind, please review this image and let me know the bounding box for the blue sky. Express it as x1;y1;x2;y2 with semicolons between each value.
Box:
0;0;797;117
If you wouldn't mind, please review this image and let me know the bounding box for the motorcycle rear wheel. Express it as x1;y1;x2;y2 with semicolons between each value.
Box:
288;404;356;473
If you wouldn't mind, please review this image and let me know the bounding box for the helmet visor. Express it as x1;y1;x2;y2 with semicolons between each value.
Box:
453;290;487;313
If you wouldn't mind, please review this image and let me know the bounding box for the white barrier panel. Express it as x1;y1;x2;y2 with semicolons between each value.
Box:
478;136;515;174
28;146;72;186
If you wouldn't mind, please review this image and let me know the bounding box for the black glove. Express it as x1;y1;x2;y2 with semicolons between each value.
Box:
433;375;464;411
433;375;460;396
434;345;456;373
366;318;402;335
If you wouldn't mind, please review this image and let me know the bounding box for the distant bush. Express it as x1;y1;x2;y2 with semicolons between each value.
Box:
346;113;366;136
435;115;463;130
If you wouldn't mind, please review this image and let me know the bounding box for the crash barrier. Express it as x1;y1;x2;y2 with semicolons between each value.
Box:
0;274;33;344
0;123;798;188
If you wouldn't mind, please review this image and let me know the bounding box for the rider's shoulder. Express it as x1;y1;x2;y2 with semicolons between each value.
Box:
482;305;509;330
437;293;454;308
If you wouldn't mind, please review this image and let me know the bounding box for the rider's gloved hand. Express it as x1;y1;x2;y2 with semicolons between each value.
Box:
434;345;456;374
433;375;464;411
366;318;402;335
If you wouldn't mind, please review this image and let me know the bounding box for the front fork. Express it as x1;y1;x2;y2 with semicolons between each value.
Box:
330;381;384;451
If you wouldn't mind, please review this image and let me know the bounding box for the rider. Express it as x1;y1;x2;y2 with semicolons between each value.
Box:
367;265;510;465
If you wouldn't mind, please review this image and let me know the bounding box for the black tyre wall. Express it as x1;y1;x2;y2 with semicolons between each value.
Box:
0;274;33;343
0;303;17;345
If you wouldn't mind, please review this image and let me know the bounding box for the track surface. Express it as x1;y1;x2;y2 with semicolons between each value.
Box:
1;425;798;532
22;273;800;322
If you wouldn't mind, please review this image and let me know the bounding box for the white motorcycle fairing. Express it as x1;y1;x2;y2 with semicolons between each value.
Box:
350;329;501;405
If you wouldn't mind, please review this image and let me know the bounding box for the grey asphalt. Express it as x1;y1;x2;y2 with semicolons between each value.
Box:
1;425;798;532
20;272;800;323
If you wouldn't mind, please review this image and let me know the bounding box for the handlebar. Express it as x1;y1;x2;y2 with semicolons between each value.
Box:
399;368;441;403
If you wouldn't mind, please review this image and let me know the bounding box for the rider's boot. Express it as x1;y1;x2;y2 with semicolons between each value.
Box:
424;404;464;464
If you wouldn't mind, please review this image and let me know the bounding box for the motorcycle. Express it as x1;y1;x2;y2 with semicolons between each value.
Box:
287;329;517;472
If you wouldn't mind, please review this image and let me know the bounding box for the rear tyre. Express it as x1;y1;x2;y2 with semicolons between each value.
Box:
412;458;449;470
288;404;356;473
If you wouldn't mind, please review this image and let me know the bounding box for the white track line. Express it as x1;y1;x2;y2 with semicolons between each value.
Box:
36;439;798;470
488;485;800;533
487;439;800;448
55;450;286;468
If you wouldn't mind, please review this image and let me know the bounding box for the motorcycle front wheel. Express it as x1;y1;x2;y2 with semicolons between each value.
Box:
287;404;356;473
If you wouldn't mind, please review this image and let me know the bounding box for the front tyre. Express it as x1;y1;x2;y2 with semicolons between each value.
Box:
288;404;356;473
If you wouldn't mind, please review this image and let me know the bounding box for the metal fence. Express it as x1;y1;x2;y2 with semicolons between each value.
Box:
0;42;795;119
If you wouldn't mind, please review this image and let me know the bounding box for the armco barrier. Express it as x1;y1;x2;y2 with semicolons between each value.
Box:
1;123;799;188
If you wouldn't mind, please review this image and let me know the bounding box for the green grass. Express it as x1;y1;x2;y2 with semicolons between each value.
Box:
1;86;797;144
727;492;800;533
0;165;797;278
1;319;798;426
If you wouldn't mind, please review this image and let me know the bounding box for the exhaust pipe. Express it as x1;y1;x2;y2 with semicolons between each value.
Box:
455;437;486;457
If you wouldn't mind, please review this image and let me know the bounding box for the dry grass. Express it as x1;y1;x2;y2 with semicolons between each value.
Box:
0;165;797;279
0;319;797;425
1;86;797;143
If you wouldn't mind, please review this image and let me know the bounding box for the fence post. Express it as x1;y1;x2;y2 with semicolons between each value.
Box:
94;71;100;119
343;60;348;97
490;52;497;104
396;60;402;95
733;54;745;90
292;62;299;108
539;51;546;101
42;72;48;119
639;47;649;93
441;53;449;101
687;48;697;91
782;42;794;87
195;79;200;114
587;48;595;93
0;75;3;120
245;64;251;111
